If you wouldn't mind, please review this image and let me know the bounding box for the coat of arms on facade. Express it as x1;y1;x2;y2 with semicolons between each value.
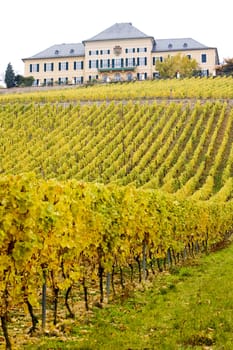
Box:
113;45;122;56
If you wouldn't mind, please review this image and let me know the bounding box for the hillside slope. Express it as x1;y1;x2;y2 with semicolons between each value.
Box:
0;100;232;200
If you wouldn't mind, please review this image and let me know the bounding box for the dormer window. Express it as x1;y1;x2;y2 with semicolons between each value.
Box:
168;43;173;49
70;49;75;54
55;50;59;55
183;43;188;48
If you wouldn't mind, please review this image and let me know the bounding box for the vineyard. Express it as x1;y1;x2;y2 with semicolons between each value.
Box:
1;76;233;102
0;78;233;349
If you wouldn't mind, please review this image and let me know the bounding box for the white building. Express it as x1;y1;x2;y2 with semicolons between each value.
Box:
23;22;219;86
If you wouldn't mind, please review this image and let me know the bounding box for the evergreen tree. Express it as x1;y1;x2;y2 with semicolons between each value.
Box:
4;63;15;88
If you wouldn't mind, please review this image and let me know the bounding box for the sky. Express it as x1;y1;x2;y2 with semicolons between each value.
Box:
0;0;232;81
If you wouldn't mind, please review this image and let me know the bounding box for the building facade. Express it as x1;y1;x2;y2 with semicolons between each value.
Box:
23;23;219;86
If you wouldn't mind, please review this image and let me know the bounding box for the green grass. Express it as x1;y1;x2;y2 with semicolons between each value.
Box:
21;239;233;350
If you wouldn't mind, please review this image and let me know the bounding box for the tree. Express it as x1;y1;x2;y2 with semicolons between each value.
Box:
23;76;35;86
15;74;34;87
4;63;15;88
155;54;199;79
15;74;24;86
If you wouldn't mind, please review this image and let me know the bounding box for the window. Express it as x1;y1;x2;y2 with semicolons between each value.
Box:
32;79;40;86
153;57;160;65
89;50;99;55
74;77;83;84
137;73;146;81
44;78;53;85
137;57;147;66
55;50;59;55
201;54;207;63
201;69;209;77
114;59;122;68
187;54;191;59
58;77;68;85
127;58;136;67
74;61;84;70
168;43;173;49
101;59;110;68
153;72;160;79
125;48;135;53
30;64;39;73
70;49;75;54
137;47;147;52
100;49;110;55
127;73;133;81
89;60;99;69
89;75;98;81
44;63;54;72
59;62;69;71
114;73;121;81
183;43;188;48
102;74;108;83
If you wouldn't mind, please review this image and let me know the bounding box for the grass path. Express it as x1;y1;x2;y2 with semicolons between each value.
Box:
22;239;233;350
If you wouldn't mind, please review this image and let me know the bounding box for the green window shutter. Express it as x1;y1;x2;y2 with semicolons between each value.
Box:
37;64;39;72
44;63;46;72
59;62;61;71
30;64;32;73
51;63;54;71
201;54;207;63
66;62;69;70
74;62;76;70
81;61;84;69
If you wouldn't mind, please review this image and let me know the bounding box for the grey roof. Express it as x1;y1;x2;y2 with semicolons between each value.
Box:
23;24;217;61
153;38;209;52
24;43;85;60
84;22;153;42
